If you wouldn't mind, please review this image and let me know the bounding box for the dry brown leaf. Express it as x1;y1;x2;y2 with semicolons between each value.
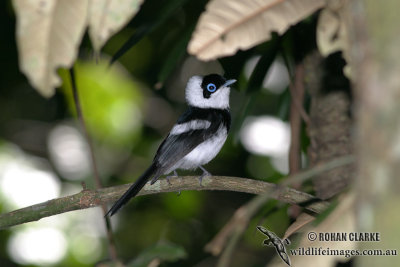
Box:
317;9;342;56
269;193;356;267
88;0;144;53
316;0;351;77
283;212;315;240
188;0;325;61
13;0;88;97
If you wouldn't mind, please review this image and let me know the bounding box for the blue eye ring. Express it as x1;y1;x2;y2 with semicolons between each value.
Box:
207;83;217;92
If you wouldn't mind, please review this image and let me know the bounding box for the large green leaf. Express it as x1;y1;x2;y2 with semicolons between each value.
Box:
157;22;196;84
110;0;190;65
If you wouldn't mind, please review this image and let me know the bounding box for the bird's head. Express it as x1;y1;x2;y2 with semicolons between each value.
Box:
185;74;236;109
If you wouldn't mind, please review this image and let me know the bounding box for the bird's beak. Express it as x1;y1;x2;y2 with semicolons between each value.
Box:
223;79;236;87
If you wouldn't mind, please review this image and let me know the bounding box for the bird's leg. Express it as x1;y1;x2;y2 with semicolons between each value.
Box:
166;170;178;185
264;239;273;246
167;170;181;195
198;166;211;186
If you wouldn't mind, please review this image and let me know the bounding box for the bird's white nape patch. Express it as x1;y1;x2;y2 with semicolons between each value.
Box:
170;120;211;135
185;76;231;109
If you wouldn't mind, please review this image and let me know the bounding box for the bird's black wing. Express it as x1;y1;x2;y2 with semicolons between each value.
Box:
154;130;209;171
153;108;224;174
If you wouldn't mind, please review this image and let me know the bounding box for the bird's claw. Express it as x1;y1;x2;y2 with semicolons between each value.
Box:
198;166;211;186
166;170;178;185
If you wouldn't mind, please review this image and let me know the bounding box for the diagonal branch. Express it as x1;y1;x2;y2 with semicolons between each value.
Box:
0;176;327;230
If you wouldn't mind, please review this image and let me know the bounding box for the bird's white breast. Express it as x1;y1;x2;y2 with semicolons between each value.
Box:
176;127;227;170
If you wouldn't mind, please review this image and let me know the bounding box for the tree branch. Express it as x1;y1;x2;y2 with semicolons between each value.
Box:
0;176;326;230
288;62;306;217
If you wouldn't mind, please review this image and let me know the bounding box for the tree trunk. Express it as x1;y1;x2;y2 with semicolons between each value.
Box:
305;51;353;200
349;0;400;266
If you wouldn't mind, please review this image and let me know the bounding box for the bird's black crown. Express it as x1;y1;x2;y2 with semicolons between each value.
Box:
201;74;226;98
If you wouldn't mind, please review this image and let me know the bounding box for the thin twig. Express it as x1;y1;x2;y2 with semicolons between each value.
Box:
281;155;354;187
289;63;305;176
69;68;118;261
288;63;305;217
281;47;311;127
288;65;311;127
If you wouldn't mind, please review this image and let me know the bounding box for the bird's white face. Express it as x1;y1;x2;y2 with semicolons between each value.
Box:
185;74;236;109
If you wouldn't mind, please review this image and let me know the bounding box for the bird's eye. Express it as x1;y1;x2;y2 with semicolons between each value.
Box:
207;83;217;92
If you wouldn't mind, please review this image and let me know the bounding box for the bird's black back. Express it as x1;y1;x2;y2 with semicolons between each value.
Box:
176;106;231;131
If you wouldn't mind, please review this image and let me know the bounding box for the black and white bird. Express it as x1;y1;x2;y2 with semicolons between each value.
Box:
106;74;236;216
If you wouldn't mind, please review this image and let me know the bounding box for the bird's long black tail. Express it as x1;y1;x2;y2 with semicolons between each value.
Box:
106;163;158;217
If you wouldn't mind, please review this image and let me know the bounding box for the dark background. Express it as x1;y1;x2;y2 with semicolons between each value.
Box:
0;0;349;266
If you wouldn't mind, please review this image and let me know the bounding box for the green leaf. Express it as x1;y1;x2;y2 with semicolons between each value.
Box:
276;87;290;121
157;22;196;84
110;0;190;65
219;49;255;79
232;93;257;144
127;242;187;267
59;59;143;146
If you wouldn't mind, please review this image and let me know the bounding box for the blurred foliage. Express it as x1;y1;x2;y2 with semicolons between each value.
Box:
0;0;346;266
59;60;143;147
126;242;187;267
